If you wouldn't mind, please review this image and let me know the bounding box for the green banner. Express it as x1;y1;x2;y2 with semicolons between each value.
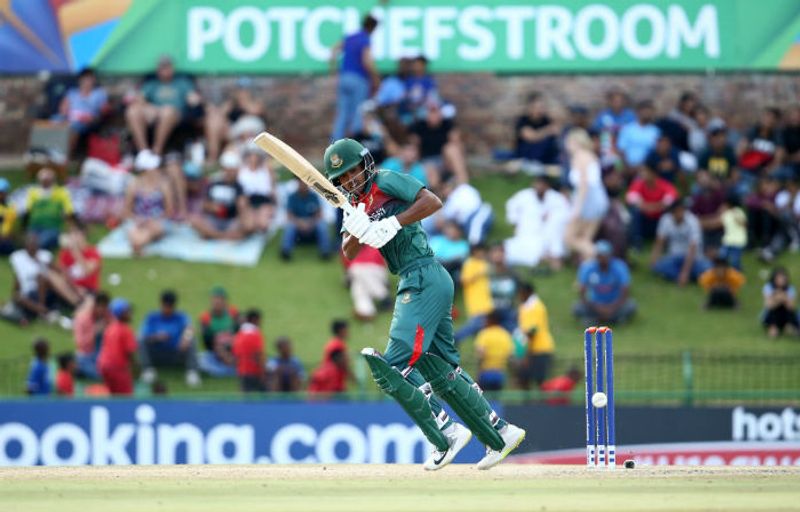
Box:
90;0;800;74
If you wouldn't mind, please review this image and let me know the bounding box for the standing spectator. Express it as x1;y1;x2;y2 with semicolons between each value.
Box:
57;224;102;295
488;244;519;333
645;135;685;184
564;129;609;261
24;168;74;250
650;200;711;285
761;267;799;338
26;338;51;395
232;309;267;393
281;180;331;261
139;290;201;387
55;352;76;396
473;310;514;391
98;298;137;396
124;150;173;255
516;282;555;389
455;244;493;343
238;145;277;233
204;77;265;164
57;68;108;157
719;195;747;269
690;170;725;256
574;240;637;326
72;292;111;379
125;55;202;156
626;165;678;249
343;245;389;322
190;151;248;241
330;15;380;140
0;178;16;255
197;286;239;377
267;336;305;392
698;256;745;309
738;107;785;177
381;139;428;186
616;100;660;170
410;102;469;189
540;368;583;405
513;92;559;166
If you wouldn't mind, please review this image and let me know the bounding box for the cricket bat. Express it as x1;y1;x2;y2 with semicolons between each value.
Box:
252;132;353;213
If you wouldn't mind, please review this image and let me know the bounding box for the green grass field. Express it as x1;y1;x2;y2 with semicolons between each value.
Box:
1;464;798;512
0;171;799;397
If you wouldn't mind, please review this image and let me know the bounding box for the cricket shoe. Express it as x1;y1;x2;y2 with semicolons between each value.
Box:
423;422;472;471
476;423;526;470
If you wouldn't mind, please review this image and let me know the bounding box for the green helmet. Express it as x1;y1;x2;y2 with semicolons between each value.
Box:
324;138;369;181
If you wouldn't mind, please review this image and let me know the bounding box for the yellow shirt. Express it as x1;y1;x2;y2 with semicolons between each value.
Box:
518;295;555;354
474;325;513;371
721;207;747;248
698;268;746;293
460;256;492;316
0;203;17;237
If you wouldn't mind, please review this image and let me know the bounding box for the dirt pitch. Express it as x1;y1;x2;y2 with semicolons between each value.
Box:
1;464;799;512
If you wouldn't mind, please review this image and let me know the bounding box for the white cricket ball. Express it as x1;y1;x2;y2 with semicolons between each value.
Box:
108;273;122;286
591;392;608;408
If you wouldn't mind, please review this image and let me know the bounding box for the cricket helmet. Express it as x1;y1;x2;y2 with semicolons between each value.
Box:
324;138;371;181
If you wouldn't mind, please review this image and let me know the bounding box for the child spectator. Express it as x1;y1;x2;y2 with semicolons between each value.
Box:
343;245;389;322
238;145;277;233
26;338;51;395
58;224;102;294
626;164;678;249
455;244;492;343
540;367;583;405
517;282;555;389
281;180;331;261
24;168;75;250
197;286;239;377
651;200;711;285
124;151;173;255
574;240;637;326
232;309;267;392
761;267;799;339
267;336;305;392
191;152;249;241
0;178;17;255
73;292;111;379
474;310;514;391
98;298;137;395
719;195;747;269
55;352;76;396
698;256;745;309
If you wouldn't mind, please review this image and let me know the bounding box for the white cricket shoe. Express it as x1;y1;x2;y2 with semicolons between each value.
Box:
186;369;202;388
141;367;157;384
476;423;526;470
423;422;472;471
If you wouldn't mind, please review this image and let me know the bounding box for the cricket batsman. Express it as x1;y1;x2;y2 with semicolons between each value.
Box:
325;138;525;470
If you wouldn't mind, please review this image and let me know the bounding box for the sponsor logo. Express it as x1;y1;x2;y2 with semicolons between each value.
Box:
732;407;800;442
401;292;412;304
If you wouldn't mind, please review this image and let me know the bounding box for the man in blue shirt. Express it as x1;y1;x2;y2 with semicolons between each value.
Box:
139;289;201;387
267;337;306;392
281;180;331;261
26;338;51;395
617;100;660;169
573;240;637;326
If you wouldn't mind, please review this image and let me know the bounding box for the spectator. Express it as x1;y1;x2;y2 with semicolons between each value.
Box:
238;145;277;233
429;221;469;277
267;336;305;392
57;224;102;295
645;134;685;184
98;298;137;396
410;102;469;189
719;195;747;269
690;170;725;256
488;243;519;333
56;68;108;157
0;178;16;255
204;77;265;164
24;167;75;250
375;57;411;114
516;282;555;389
139;290;201;387
746;176;781;261
738;107;785;177
426;179;492;245
564;129;609;261
761;267;799;338
350;106;395;166
330;15;380;140
699;127;739;186
540;367;583;406
616;100;660;170
323;319;352;385
626;164;678;249
574;240;637;326
124;150;173;255
343;245;390;322
281;180;332;261
775;178;800;251
72;292;111;379
381;139;428;186
232;309;267;393
698;256;745;310
26;338;51;395
125;55;202;156
474;310;514;391
660;91;699;152
650;200;711;285
197;286;239;377
688;104;723;156
596;171;630;262
190;151;248;241
513;92;560;166
781;107;800;180
592;89;636;136
308;348;348;394
455;244;492;344
404;56;439;120
55;352;75;396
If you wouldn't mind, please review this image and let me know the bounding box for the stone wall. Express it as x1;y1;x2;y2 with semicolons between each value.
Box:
1;73;798;159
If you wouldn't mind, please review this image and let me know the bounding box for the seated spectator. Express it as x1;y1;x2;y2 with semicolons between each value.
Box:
593;89;636;136
699;256;745;310
232;309;267;393
474;310;514;391
775;178;800;250
238;145;277;233
405;56;439;117
719;195;747;270
124;151;174;255
746;176;781;261
513;92;560;166
57;224;101;295
429;221;469;277
24;167;75;250
645;134;686;184
0;178;17;255
267;336;305;392
197;286;239;377
488;243;519;333
204;77;265;164
738;107;785;178
574;240;637;326
351;106;395;166
139;290;201;387
425;179;492;245
98;298;137;395
504;176;570;269
281;180;331;261
56;68;108;157
381;139;428;186
596;171;630;262
781;107;800;180
410;102;468;190
540;367;583;405
660;91;698;152
324;319;352;381
455;244;492;344
690;170;725;256
55;352;75;396
308;348;348;394
126;55;202;156
26;338;51;395
375;57;410;115
565;129;609;262
626;164;678;249
761;267;799;338
190;152;248;241
516;282;554;389
699;127;738;186
617;100;660;171
650;200;711;285
343;245;389;322
72;292;111;379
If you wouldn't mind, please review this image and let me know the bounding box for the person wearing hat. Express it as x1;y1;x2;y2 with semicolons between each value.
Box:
97;298;137;395
651;199;711;285
574;240;637;327
190;151;249;241
0;177;17;255
123;151;173;256
197;286;239;378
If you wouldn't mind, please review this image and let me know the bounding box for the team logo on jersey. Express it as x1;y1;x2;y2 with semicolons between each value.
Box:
401;292;412;304
330;153;343;168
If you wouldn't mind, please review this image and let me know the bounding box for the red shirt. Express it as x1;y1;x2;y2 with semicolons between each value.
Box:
308;360;347;393
98;320;137;370
58;247;102;291
540;376;578;405
55;369;74;396
232;324;264;377
626;178;678;219
343;245;385;268
323;337;347;363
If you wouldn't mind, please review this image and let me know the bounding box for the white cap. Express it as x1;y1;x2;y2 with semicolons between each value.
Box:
134;149;161;171
219;151;241;169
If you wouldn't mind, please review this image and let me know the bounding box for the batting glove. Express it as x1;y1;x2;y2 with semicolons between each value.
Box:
343;203;371;238
360;216;402;249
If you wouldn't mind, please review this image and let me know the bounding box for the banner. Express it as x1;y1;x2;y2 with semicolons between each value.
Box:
0;400;488;466
2;0;800;74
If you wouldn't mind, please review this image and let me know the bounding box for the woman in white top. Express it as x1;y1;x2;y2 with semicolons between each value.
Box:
564;128;609;261
238;145;277;233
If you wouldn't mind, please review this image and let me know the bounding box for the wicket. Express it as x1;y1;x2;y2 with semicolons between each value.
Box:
584;326;616;469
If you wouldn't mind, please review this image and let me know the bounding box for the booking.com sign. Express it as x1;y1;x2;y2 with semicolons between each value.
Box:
0;401;487;466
